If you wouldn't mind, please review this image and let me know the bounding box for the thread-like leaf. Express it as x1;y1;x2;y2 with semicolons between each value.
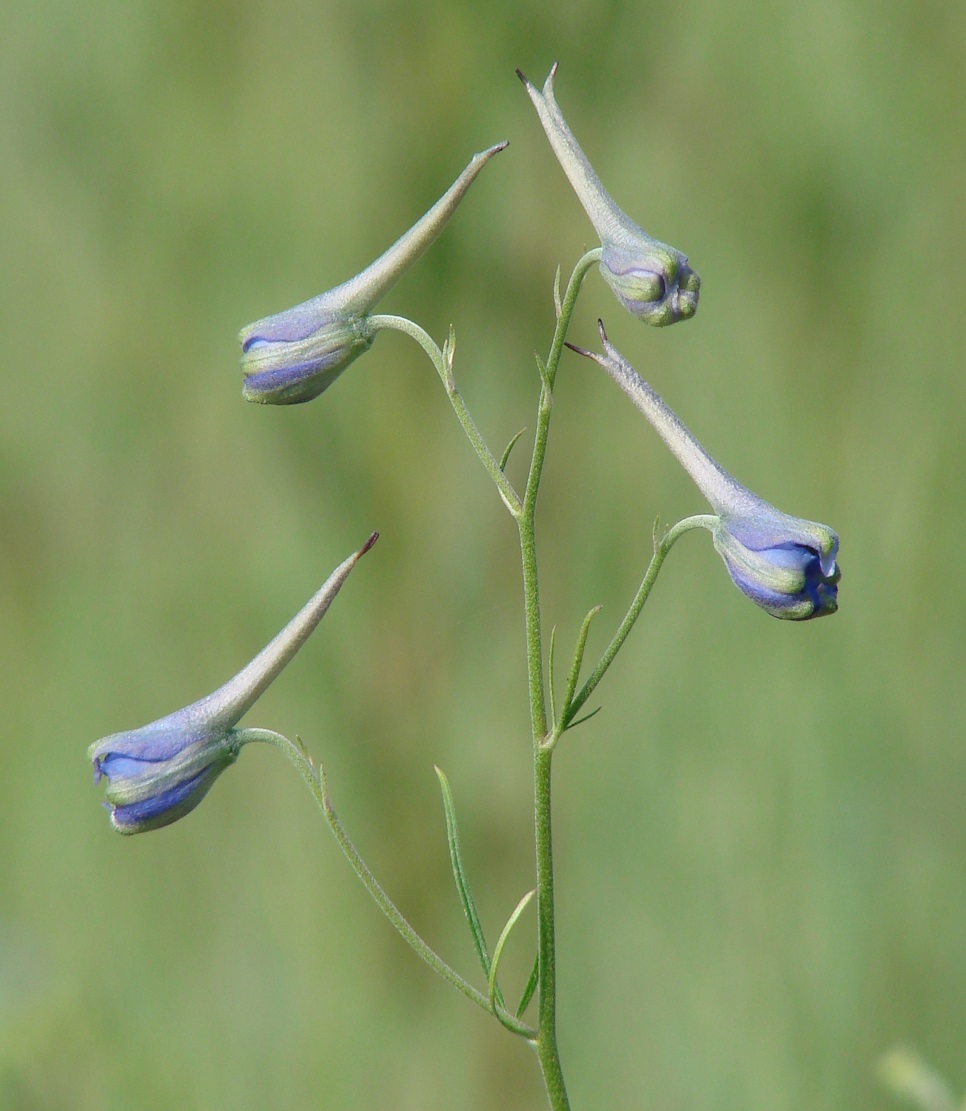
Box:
560;605;602;728
567;706;602;731
488;889;536;1028
552;264;563;319
547;624;558;730
500;427;527;472
441;324;457;389
534;351;550;387
435;766;505;1010
516;953;539;1018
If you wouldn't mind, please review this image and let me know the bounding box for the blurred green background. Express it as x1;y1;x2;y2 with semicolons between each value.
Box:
1;0;963;1107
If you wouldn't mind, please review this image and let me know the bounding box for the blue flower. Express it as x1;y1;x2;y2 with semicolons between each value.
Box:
570;324;839;620
518;64;700;326
89;535;378;832
90;718;240;835
239;142;507;404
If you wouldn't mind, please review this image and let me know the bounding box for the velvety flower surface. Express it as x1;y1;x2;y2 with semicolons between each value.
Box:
89;534;378;832
239;142;507;404
518;64;700;326
570;324;839;620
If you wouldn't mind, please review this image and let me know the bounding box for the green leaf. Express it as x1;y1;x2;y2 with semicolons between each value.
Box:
499;427;527;472
434;766;505;1010
560;605;603;730
552;264;563;319
534;351;550;387
567;706;602;731
547;624;558;731
441;324;457;389
516;954;539;1018
488;889;536;1030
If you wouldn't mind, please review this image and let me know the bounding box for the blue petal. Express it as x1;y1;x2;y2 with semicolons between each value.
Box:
109;765;222;834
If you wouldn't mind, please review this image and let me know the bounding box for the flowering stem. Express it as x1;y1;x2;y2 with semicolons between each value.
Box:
369;314;523;516
516;249;600;1110
244;728;536;1040
519;248;602;739
560;515;714;730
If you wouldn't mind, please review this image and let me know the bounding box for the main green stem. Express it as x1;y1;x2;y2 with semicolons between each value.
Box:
519;250;601;1110
519;508;567;1107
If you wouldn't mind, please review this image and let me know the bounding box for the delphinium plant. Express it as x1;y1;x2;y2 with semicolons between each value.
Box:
89;65;840;1109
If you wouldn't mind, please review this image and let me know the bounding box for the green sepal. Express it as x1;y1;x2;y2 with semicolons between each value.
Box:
434;766;505;1010
488;889;536;1032
516;953;539;1018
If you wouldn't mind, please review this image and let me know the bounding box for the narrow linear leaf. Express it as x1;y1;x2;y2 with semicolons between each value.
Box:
552;264;563;318
547;624;558;731
534;351;550;387
489;889;536;1028
442;324;457;389
500;427;528;472
434;766;505;1010
561;605;603;728
567;706;602;731
516;953;539;1018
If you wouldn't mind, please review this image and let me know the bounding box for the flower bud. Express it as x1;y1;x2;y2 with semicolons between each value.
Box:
241;315;375;405
710;516;840;620
570;323;839;620
239;142;507;404
89;534;378;832
518;64;699;326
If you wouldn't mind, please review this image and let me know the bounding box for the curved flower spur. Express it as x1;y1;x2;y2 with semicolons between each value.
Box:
239;142;507;404
89;534;378;833
518;63;700;326
569;323;839;619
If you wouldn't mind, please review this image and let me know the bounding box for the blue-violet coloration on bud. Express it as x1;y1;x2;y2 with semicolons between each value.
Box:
517;63;700;326
89;534;378;832
239;142;507;404
570;323;839;619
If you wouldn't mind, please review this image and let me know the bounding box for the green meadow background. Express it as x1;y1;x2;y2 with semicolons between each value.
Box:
1;1;963;1107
